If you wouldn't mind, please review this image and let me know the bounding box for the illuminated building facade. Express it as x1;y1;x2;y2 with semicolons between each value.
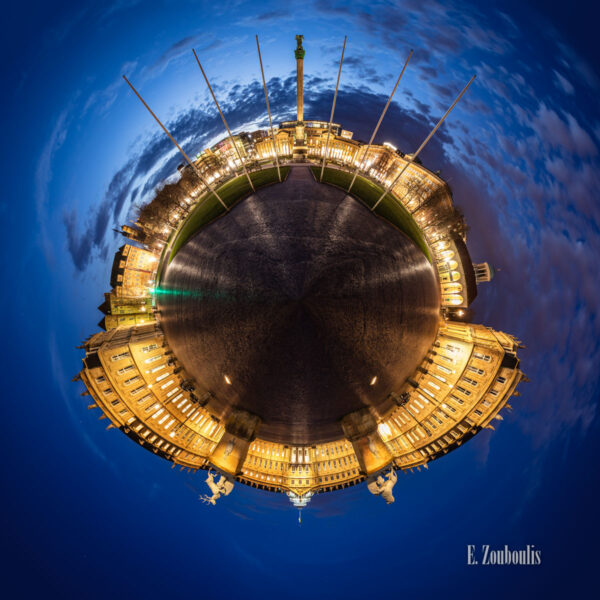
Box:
110;244;158;297
78;35;525;506
79;319;523;497
98;292;155;331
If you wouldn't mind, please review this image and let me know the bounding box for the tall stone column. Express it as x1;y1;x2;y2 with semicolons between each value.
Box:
294;35;307;159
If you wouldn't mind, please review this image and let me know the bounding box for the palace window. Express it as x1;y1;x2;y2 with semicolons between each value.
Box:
111;351;130;362
473;352;491;362
467;365;484;375
442;282;463;294
422;388;435;399
130;385;145;396
497;376;507;384
151;408;164;421
443;295;464;305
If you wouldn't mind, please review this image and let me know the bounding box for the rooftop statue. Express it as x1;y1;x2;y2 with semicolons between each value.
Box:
200;472;234;505
367;469;397;504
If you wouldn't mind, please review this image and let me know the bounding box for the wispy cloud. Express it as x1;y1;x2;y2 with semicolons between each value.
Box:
82;60;138;117
99;0;143;23
553;69;575;95
35;106;73;267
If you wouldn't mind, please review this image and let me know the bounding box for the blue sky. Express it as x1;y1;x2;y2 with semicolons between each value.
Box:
1;0;600;597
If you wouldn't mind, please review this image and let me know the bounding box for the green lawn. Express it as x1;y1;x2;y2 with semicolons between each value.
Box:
168;166;289;262
310;166;431;261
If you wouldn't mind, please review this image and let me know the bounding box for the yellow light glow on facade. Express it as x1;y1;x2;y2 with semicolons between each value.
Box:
378;422;392;439
78;97;525;502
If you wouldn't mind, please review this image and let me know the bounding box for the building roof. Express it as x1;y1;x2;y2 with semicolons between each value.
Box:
109;245;126;289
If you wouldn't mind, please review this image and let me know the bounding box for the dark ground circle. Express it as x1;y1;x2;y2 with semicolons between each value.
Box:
157;167;440;444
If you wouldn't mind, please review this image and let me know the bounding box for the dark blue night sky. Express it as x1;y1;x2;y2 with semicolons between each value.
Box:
2;1;600;597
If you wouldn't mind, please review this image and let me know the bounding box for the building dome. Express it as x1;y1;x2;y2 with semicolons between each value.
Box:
157;168;440;444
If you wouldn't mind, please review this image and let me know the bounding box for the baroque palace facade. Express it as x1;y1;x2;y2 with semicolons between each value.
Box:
76;117;525;501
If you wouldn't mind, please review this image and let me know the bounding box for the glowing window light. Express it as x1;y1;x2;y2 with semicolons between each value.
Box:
377;423;392;439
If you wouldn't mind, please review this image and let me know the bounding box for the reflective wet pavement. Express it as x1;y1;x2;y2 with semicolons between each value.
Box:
158;167;440;444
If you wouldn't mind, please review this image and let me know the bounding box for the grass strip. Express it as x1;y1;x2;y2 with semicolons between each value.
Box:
169;166;290;261
310;166;431;262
